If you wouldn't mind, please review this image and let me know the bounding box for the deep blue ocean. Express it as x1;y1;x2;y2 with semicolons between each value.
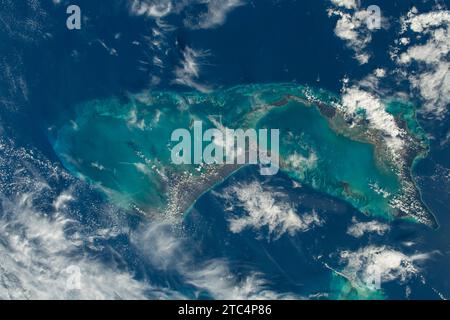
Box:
0;0;449;299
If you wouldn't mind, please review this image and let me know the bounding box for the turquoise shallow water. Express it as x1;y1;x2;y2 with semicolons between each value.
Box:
52;83;428;223
262;102;400;219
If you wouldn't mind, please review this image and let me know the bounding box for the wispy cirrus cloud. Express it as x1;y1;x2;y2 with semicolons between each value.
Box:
129;0;245;29
173;46;211;92
347;218;390;238
0;138;179;300
185;0;245;29
132;222;302;299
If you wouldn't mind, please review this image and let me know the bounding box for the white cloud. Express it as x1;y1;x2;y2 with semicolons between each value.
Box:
133;222;301;299
347;218;390;238
173;46;211;92
339;246;429;290
129;0;244;29
0;190;162;299
130;0;173;18
395;8;450;119
340;85;406;157
286;151;318;171
326;71;438;227
52;191;74;211
219;181;323;240
331;0;357;10
328;1;383;64
186;260;299;300
0;138;179;299
187;0;245;30
374;68;386;78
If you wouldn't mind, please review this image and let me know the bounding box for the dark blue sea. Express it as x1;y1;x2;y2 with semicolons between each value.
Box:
0;0;449;299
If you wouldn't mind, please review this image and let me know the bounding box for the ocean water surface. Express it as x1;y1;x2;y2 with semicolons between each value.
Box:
1;0;449;300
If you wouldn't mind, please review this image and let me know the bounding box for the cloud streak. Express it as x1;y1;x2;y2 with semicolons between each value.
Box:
133;222;301;299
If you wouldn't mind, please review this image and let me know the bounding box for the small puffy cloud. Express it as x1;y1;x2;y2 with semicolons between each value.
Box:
331;0;358;10
328;1;384;64
219;181;324;240
129;0;173;18
338;246;429;290
339;85;406;157
395;8;450;119
347;218;390;238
